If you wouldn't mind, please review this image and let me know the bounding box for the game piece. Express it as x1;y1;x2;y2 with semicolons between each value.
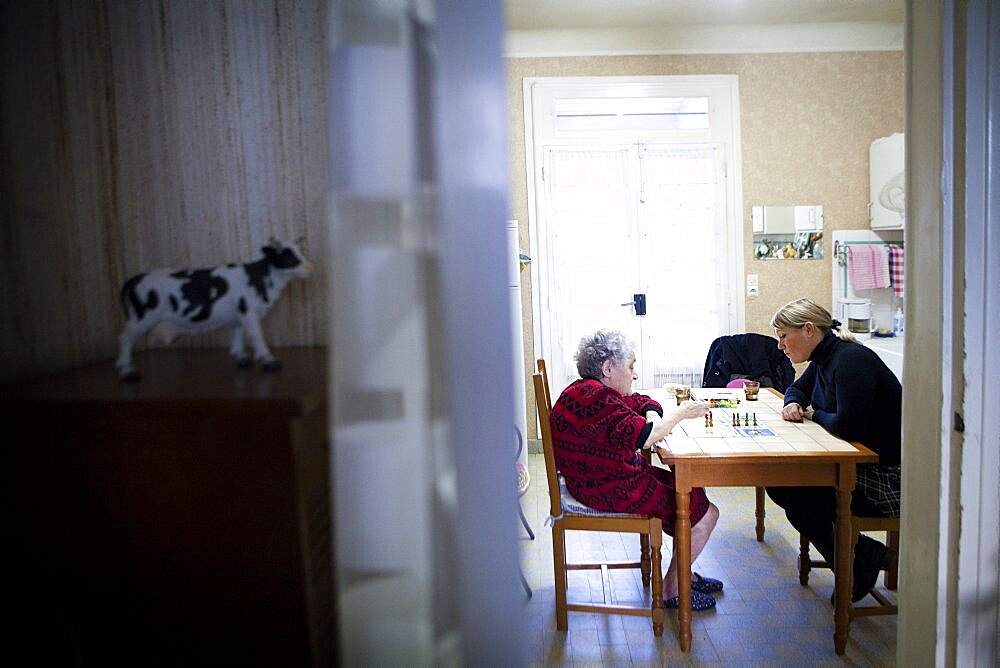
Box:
743;412;749;426
752;413;758;426
708;397;739;408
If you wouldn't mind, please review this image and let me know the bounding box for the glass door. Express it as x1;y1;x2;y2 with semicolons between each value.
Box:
543;143;727;393
544;146;643;390
636;143;727;387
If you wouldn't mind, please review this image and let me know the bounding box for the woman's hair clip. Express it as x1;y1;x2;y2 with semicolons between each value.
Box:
831;318;842;328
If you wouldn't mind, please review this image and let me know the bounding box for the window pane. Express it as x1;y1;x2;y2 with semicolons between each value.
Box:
554;96;710;132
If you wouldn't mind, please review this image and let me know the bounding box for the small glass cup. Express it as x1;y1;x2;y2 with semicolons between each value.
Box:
674;386;691;405
743;380;761;401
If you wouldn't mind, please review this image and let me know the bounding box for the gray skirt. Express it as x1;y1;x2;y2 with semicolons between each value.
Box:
856;464;902;517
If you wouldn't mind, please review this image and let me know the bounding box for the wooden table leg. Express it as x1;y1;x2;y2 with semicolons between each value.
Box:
755;486;766;542
674;465;693;652
833;464;855;655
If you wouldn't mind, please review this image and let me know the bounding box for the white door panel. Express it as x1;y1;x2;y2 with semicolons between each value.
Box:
637;144;727;386
545;147;642;392
544;143;726;392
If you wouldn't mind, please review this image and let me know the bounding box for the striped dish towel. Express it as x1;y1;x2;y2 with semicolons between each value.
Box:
888;244;905;296
848;245;891;290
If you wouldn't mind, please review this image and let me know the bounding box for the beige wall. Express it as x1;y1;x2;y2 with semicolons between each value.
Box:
509;51;904;435
0;1;328;384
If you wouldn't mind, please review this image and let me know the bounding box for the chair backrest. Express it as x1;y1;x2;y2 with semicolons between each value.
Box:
532;372;564;519
536;357;552;409
702;332;795;391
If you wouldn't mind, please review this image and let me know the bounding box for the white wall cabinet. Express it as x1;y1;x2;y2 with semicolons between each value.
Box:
869;132;905;230
794;205;823;231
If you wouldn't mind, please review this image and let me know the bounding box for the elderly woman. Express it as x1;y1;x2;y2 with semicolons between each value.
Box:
767;298;902;602
550;329;722;611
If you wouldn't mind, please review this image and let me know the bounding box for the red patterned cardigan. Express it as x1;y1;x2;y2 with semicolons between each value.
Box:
550;378;710;533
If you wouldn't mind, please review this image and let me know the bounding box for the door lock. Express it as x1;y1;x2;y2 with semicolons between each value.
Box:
621;293;647;316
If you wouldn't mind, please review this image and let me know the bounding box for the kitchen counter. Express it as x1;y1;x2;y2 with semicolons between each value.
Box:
862;335;904;382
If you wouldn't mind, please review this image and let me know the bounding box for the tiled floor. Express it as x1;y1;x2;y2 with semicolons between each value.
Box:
518;453;898;666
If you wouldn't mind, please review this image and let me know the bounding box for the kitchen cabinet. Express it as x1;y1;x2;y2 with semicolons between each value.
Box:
752;205;823;234
869;132;905;230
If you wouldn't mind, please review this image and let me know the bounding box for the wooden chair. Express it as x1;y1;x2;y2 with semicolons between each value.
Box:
535;357;552;410
538;357;655;591
799;516;900;624
538;357;658;579
532;367;665;636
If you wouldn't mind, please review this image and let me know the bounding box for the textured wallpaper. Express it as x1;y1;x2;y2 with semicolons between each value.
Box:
508;51;904;433
0;1;329;383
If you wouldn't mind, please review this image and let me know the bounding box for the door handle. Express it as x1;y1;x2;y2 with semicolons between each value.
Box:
620;293;647;316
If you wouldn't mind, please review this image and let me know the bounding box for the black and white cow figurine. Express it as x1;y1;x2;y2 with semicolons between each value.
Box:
115;238;313;382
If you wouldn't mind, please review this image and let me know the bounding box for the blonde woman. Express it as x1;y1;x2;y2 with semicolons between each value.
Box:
767;298;902;602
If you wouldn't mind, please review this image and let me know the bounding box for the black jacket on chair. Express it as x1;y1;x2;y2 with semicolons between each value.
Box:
701;333;796;392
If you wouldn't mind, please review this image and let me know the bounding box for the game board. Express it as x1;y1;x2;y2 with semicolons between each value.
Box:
646;385;859;455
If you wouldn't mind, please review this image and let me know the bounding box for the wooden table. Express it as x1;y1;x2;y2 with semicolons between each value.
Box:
649;386;877;655
1;347;333;665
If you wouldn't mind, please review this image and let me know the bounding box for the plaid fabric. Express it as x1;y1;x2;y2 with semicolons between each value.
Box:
856;464;902;517
848;245;891;290
888;244;905;296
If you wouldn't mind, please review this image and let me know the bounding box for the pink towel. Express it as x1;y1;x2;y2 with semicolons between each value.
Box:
848;245;891;290
888;244;905;296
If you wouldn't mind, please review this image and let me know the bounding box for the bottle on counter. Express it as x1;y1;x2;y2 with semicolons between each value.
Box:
892;308;904;335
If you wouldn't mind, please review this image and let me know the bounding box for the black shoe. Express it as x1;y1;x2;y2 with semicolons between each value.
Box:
852;560;880;602
851;540;891;602
855;534;890;567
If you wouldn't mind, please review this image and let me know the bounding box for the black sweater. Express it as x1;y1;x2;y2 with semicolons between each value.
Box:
784;333;902;466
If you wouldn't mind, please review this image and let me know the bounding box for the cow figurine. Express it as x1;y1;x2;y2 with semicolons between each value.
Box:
115;238;313;382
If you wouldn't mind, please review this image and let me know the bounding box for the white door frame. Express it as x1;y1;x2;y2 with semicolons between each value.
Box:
901;1;999;665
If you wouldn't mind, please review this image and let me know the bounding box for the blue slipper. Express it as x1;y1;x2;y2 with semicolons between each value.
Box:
691;572;724;594
663;590;716;611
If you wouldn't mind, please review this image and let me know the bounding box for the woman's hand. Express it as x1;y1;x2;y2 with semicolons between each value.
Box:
674;399;710;421
643;400;709;448
782;402;807;422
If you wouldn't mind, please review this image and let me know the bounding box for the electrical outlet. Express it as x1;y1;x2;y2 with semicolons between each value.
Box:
747;273;759;296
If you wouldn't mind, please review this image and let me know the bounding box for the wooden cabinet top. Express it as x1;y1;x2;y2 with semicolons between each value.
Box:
0;346;327;416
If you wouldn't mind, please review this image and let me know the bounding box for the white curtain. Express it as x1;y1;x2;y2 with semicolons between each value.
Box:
545;144;724;390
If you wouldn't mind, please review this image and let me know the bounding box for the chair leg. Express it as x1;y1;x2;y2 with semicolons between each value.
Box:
520;570;533;600
755;486;766;541
799;533;812;585
519;505;535;540
552;524;568;631
885;529;899;590
649;523;664;637
639;534;651;586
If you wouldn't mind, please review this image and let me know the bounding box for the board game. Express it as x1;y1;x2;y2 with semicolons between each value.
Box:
644;385;859;455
